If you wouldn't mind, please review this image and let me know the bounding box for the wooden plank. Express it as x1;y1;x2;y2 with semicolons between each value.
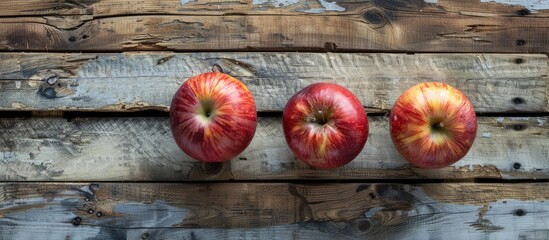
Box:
1;0;549;52
0;116;547;181
0;6;549;53
0;53;546;113
2;0;549;17
0;182;548;239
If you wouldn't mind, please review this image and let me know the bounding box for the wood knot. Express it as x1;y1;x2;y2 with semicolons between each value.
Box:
38;75;76;99
39;87;57;99
362;10;385;24
363;10;386;29
516;39;526;46
356;220;371;232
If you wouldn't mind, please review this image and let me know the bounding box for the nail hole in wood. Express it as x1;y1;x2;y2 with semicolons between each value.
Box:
512;97;525;104
516;39;526;46
142;232;149;239
202;162;224;175
514;58;524;64
96;212;103;218
513;124;526;131
71;217;82;226
514;209;526;216
513;162;522;170
87;209;94;214
69;36;77;42
516;9;531;16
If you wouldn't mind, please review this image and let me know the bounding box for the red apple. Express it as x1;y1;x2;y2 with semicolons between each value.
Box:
389;82;477;169
282;83;369;168
169;72;257;162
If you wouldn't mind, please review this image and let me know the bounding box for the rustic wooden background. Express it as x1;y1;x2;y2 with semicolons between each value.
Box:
1;0;549;239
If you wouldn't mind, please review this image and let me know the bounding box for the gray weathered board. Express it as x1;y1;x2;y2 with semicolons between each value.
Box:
0;182;548;239
1;0;549;52
0;116;547;181
0;53;547;113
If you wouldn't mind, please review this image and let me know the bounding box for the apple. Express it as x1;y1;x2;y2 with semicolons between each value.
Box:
389;82;477;169
169;72;257;162
282;83;369;168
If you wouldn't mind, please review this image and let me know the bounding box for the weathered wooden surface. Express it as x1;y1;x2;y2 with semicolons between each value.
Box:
0;53;546;113
1;0;549;52
0;116;547;181
0;182;548;239
3;0;549;17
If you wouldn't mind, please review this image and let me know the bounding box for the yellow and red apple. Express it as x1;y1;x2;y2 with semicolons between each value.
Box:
282;83;369;168
169;72;257;162
390;82;477;169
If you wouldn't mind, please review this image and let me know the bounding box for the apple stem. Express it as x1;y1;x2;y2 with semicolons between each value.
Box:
318;110;325;124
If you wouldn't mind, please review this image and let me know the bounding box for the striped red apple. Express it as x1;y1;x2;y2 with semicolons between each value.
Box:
170;72;257;162
390;82;477;169
282;83;369;168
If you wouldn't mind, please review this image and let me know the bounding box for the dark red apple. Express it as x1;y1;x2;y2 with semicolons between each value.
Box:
170;72;257;162
282;83;369;168
389;82;477;169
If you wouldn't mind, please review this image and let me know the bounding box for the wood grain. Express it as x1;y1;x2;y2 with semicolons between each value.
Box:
2;0;549;17
0;182;548;239
0;53;546;113
1;0;549;52
0;116;547;181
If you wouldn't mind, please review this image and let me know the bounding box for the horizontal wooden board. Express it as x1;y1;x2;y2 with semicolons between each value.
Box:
4;0;549;17
0;116;547;181
0;182;548;239
0;53;546;113
1;0;549;52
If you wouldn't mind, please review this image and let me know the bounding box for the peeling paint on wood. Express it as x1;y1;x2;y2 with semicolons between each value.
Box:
481;0;549;13
253;0;299;7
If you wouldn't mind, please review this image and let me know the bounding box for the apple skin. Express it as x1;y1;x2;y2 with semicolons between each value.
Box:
282;83;369;168
169;72;257;162
389;82;477;169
